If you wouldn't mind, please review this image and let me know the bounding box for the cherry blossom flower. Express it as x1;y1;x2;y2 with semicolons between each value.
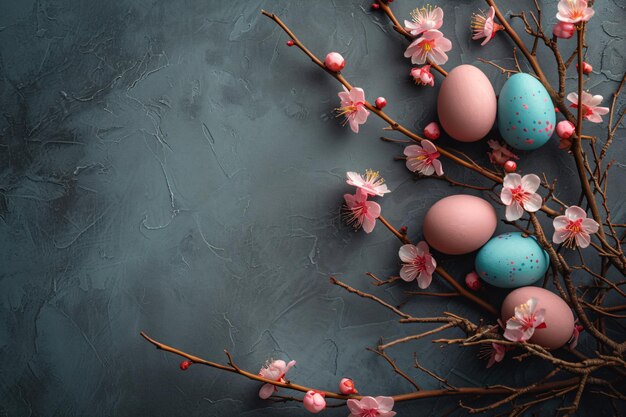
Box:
343;189;381;234
567;91;609;123
552;205;599;248
339;378;358;395
346;170;390;197
484;342;506;368
303;391;326;413
404;5;444;36
410;65;435;87
471;7;504;46
398;242;437;289
500;173;543;221
487;140;519;167
404;141;443;176
503;298;547;342
258;359;296;399
347;396;397;417
337;86;370;133
404;30;452;66
569;323;584;349
556;0;594;24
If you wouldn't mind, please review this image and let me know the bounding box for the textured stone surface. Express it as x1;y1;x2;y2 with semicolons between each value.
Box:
0;1;624;416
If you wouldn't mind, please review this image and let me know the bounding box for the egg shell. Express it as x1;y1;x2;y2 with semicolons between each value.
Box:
423;195;497;255
437;65;497;142
498;73;556;150
475;232;549;288
502;287;574;349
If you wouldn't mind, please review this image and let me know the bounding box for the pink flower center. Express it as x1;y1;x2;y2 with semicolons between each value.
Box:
409;255;428;273
566;218;583;234
361;409;380;417
418;38;435;52
510;185;530;204
338;102;363;117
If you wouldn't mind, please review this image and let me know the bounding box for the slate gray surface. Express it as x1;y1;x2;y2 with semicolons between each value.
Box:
0;0;624;416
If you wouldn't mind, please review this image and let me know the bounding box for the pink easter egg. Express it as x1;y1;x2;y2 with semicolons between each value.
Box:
437;65;497;142
501;286;574;349
423;195;497;255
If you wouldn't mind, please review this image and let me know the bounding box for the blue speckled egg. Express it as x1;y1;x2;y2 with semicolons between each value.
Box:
498;73;555;150
475;232;549;288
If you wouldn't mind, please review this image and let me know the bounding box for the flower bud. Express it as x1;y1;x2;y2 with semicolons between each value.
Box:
553;22;575;39
556;120;575;140
576;61;593;75
465;271;482;291
423;122;440;140
375;97;387;109
504;160;517;173
410;65;434;87
303;390;326;413
324;52;345;72
339;378;358;395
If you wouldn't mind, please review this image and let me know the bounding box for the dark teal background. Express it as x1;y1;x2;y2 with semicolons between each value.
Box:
0;0;624;415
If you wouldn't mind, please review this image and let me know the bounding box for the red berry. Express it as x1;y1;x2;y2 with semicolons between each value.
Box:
504;160;517;173
371;3;380;9
375;97;387;109
286;40;294;47
180;361;191;370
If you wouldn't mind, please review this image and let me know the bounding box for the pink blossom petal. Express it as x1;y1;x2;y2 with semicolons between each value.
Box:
500;188;513;205
574;232;591;248
503;173;522;189
432;159;444;176
553;228;570;244
259;383;276;399
524;193;543;212
521;174;541;193
565;206;587;220
506;202;524;221
400;265;418;282
399;244;418;263
417;271;432;289
581;218;599;234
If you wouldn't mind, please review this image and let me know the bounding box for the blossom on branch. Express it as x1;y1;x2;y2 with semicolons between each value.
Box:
346;170;390;196
343;189;381;234
347;396;397;417
410;65;435;87
404;29;452;66
258;359;296;399
487;139;519;167
337;86;370;133
404;5;444;36
503;298;547;342
399;241;437;289
569;323;584;349
552;205;599;248
556;0;595;24
404;140;443;176
303;390;326;413
500;173;543;221
486;343;506;368
566;91;609;123
471;6;504;46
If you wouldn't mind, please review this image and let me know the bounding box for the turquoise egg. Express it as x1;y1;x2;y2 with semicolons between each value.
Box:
475;232;549;288
497;73;555;150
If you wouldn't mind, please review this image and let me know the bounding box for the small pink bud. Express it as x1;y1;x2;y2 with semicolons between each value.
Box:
303;390;326;414
504;160;517;173
553;22;575;39
324;52;345;72
371;3;380;10
555;107;560;113
465;271;482;291
179;361;191;370
286;40;294;47
339;378;358;395
576;62;593;75
400;226;408;234
423;122;440;140
375;97;387;109
556;120;575;140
